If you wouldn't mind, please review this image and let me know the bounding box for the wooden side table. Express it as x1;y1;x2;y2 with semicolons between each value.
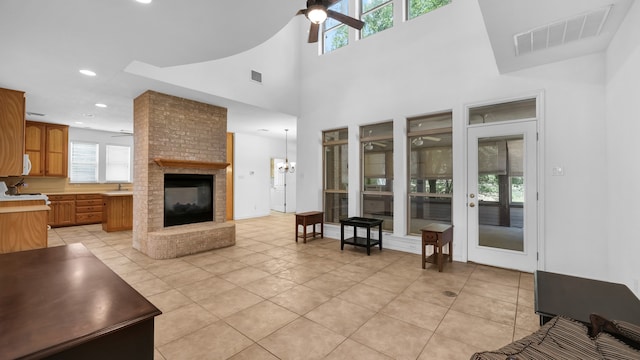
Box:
421;224;453;272
295;211;324;243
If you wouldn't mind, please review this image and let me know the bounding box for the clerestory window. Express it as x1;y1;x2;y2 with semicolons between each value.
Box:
407;0;451;20
360;0;393;38
323;0;350;53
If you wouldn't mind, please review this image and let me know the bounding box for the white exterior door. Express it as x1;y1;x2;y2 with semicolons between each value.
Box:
467;121;538;272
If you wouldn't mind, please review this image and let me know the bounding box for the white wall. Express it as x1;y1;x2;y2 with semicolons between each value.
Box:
233;132;296;219
69;127;134;183
296;0;615;279
125;18;301;117
606;0;640;295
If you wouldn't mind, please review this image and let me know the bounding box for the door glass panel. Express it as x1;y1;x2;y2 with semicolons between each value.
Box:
469;98;536;125
477;135;524;252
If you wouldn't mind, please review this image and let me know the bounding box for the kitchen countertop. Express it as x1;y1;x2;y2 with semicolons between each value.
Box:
0;205;50;214
102;191;133;196
45;191;133;196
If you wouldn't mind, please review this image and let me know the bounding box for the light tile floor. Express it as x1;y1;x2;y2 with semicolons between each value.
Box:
47;213;540;360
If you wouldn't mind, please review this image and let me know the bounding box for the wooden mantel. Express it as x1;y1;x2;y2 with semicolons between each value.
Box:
153;158;229;170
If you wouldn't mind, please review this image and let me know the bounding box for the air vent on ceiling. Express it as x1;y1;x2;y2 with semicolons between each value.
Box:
514;5;612;56
251;70;262;84
26;111;46;117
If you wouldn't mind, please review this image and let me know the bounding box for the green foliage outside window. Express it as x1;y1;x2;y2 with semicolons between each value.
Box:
511;176;524;203
324;25;349;53
408;0;451;20
362;3;393;38
479;174;499;201
362;0;389;12
478;174;524;203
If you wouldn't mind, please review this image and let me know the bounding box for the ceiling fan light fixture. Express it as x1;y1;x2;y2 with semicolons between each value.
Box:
79;69;96;77
413;137;424;146
307;5;327;24
364;142;374;150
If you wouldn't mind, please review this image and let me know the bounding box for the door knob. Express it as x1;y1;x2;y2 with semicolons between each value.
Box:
469;202;475;207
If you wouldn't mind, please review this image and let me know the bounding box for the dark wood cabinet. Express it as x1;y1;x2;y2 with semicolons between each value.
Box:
0;244;161;359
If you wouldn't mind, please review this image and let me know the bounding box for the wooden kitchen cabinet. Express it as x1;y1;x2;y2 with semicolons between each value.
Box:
0;88;25;177
24;121;45;176
48;194;75;227
0;201;49;254
25;121;68;177
75;194;103;225
102;193;133;232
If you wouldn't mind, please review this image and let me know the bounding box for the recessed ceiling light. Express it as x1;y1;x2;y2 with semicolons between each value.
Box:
82;113;95;118
75;121;84;125
136;0;152;4
79;69;96;76
95;103;107;108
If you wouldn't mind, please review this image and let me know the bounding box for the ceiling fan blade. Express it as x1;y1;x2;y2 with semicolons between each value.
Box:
308;23;320;43
296;9;306;16
324;0;341;7
327;9;364;30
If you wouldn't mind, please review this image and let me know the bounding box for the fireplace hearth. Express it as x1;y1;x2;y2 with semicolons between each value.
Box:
164;174;214;227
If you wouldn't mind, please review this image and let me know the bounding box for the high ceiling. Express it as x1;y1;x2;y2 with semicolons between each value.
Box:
0;0;300;138
0;0;633;139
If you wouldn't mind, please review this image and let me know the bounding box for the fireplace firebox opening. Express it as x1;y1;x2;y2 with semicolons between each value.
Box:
164;174;214;227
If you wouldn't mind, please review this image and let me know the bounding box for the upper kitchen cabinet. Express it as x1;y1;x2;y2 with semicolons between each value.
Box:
0;88;25;177
25;121;68;177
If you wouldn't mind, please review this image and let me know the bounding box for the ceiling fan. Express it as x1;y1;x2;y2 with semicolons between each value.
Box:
412;136;441;146
364;141;387;150
297;0;365;43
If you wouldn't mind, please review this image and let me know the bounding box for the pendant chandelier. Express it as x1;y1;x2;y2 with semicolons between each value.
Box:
277;129;296;173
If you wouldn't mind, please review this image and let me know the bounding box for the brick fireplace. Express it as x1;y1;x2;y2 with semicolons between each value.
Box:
132;90;235;259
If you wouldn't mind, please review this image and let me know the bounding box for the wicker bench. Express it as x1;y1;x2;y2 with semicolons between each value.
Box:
471;314;640;360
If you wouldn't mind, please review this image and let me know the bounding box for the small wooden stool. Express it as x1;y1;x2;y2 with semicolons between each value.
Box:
295;211;324;243
421;224;453;272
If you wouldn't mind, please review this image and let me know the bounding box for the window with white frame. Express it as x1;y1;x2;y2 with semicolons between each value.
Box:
360;0;393;38
105;145;131;182
361;122;394;231
70;142;99;183
323;0;350;53
407;112;452;235
323;128;349;223
407;0;451;20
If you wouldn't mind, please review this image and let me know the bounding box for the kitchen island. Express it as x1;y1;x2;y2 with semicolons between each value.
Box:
102;191;133;232
0;243;161;359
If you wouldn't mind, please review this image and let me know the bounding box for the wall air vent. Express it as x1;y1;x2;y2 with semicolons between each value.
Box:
26;111;46;117
251;70;262;84
514;5;612;56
